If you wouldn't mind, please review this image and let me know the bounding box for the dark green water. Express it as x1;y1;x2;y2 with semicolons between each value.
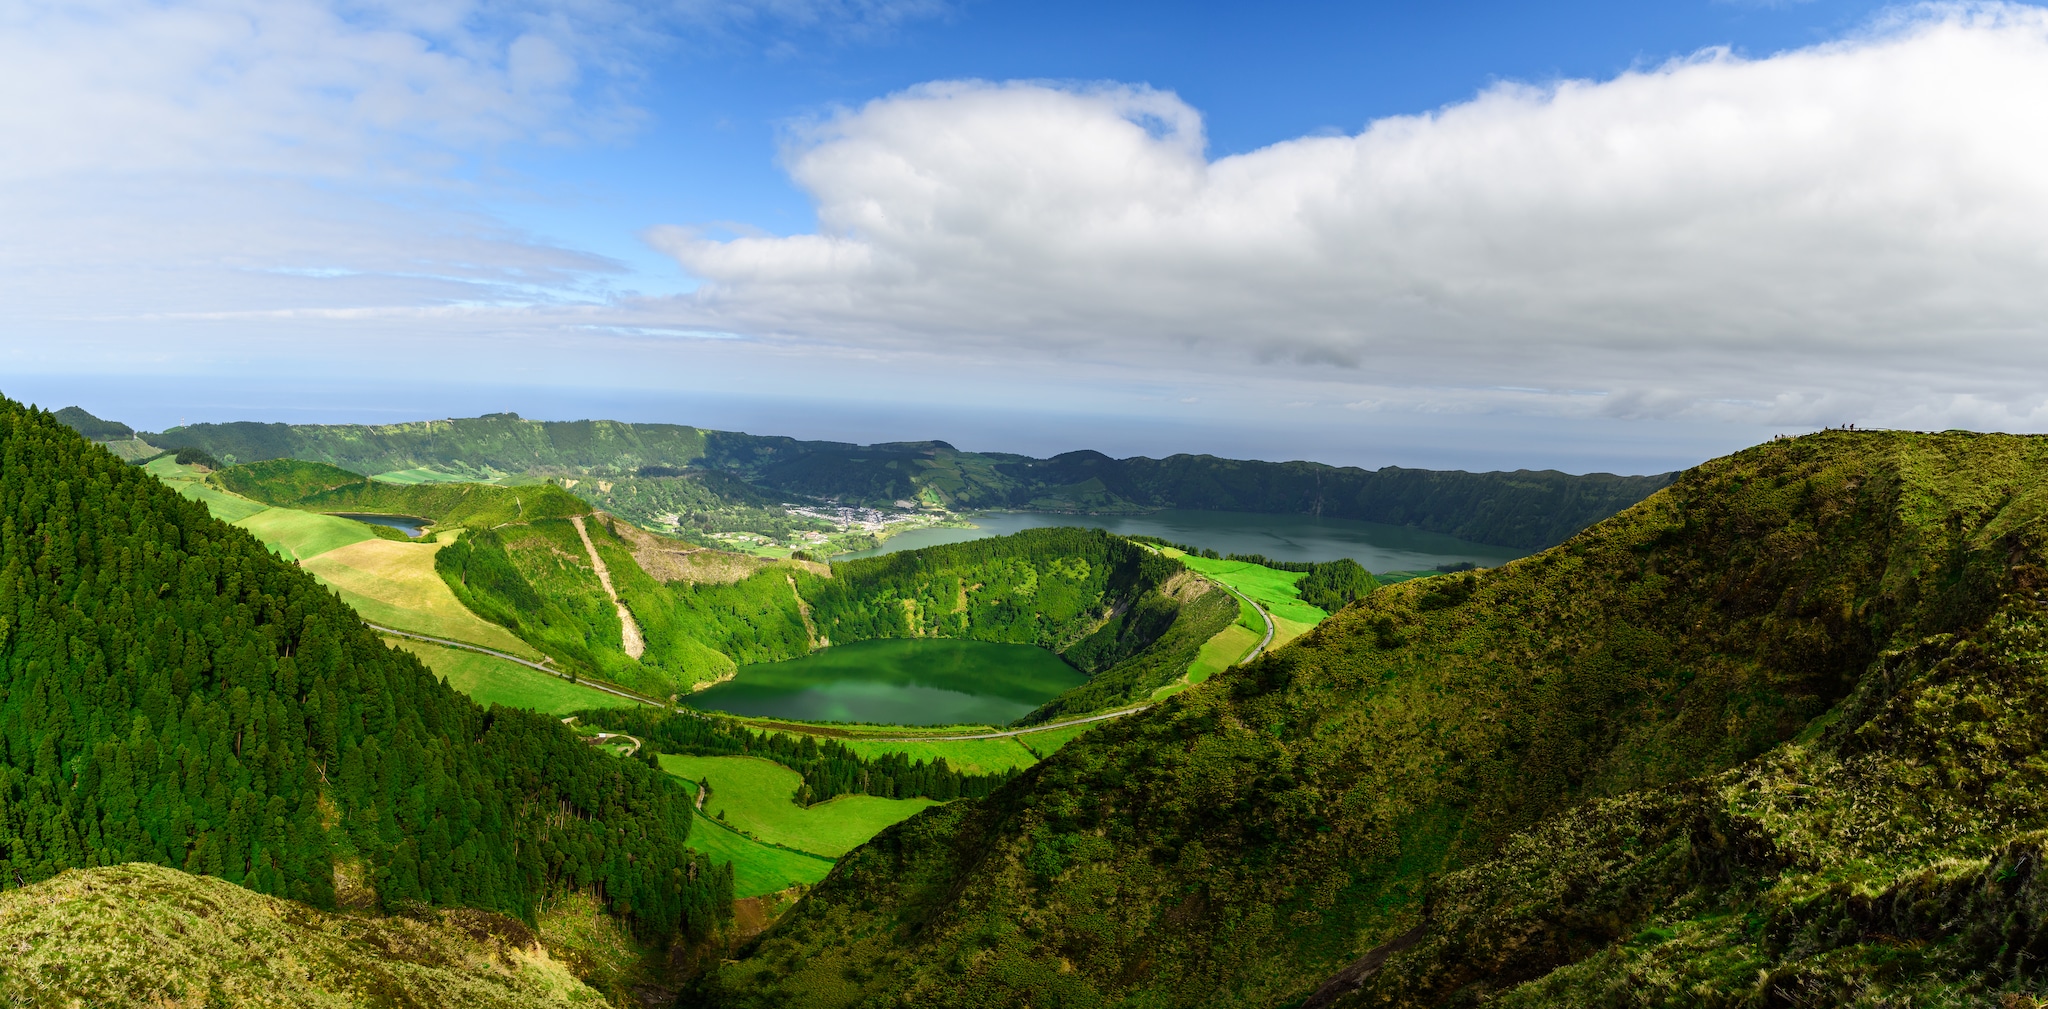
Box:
684;638;1085;726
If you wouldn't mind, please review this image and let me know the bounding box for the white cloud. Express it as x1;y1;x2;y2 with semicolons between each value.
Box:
654;3;2048;428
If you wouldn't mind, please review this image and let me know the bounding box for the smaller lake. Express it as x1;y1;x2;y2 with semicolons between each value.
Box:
332;513;431;538
684;638;1085;726
836;509;1526;574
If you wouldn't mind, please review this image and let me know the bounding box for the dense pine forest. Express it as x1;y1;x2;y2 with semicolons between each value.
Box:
693;430;2048;1007
0;399;728;943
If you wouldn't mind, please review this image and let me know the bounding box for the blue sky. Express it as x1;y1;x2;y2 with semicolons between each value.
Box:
5;0;2047;474
493;0;1900;294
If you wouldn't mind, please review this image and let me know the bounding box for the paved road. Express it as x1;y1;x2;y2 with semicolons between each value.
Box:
1214;580;1277;662
855;705;1154;743
367;623;666;708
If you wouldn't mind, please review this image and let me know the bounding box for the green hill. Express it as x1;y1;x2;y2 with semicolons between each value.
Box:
440;522;1235;710
0;863;605;1007
0;397;727;951
691;430;2048;1007
214;457;592;529
142;413;1668;550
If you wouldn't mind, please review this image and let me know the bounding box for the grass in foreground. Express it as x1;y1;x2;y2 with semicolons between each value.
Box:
0;863;604;1008
392;638;638;716
659;754;938;858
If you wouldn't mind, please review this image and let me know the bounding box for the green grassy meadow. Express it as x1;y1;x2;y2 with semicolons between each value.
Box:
302;537;541;656
1169;552;1330;646
834;736;1039;775
1015;720;1100;758
235;506;379;561
145;456;269;521
393;638;638;715
659;753;938;858
679;805;835;898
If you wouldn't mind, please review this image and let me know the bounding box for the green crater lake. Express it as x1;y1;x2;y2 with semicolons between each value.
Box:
684;638;1086;726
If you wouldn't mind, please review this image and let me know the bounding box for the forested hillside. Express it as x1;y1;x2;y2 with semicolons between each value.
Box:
694;430;2048;1007
0;398;727;946
144;413;1667;549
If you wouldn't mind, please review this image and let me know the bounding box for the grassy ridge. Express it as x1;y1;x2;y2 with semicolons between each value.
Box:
0;864;606;1007
696;430;2048;1008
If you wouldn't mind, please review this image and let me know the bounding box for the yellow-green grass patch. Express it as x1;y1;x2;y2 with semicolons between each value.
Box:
1154;622;1263;701
392;638;637;715
235;507;378;561
834;737;1039;775
659;754;938;858
303;538;539;658
1173;554;1330;648
147;457;269;522
683;808;834;897
1016;721;1098;759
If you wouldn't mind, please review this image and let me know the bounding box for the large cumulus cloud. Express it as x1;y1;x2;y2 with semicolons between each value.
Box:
655;4;2048;425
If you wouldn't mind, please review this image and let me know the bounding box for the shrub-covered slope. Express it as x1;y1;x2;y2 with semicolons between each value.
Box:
0;398;724;945
694;431;2048;1007
0;863;605;1007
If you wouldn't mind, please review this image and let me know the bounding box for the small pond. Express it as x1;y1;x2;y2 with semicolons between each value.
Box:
683;638;1086;726
835;508;1526;574
332;513;432;538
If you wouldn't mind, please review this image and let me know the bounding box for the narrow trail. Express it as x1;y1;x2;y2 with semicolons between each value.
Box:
571;514;645;659
787;574;824;648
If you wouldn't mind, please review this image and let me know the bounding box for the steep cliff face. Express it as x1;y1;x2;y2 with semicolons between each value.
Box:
691;431;2048;1007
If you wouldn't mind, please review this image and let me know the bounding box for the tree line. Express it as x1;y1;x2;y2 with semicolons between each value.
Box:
592;708;1020;806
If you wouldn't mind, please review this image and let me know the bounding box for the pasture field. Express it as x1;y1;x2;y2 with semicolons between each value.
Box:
303;537;540;657
1016;720;1098;759
658;754;938;858
677;802;834;897
834;737;1039;775
1170;552;1330;647
235;507;378;561
146;457;268;522
1155;621;1263;699
391;638;637;715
